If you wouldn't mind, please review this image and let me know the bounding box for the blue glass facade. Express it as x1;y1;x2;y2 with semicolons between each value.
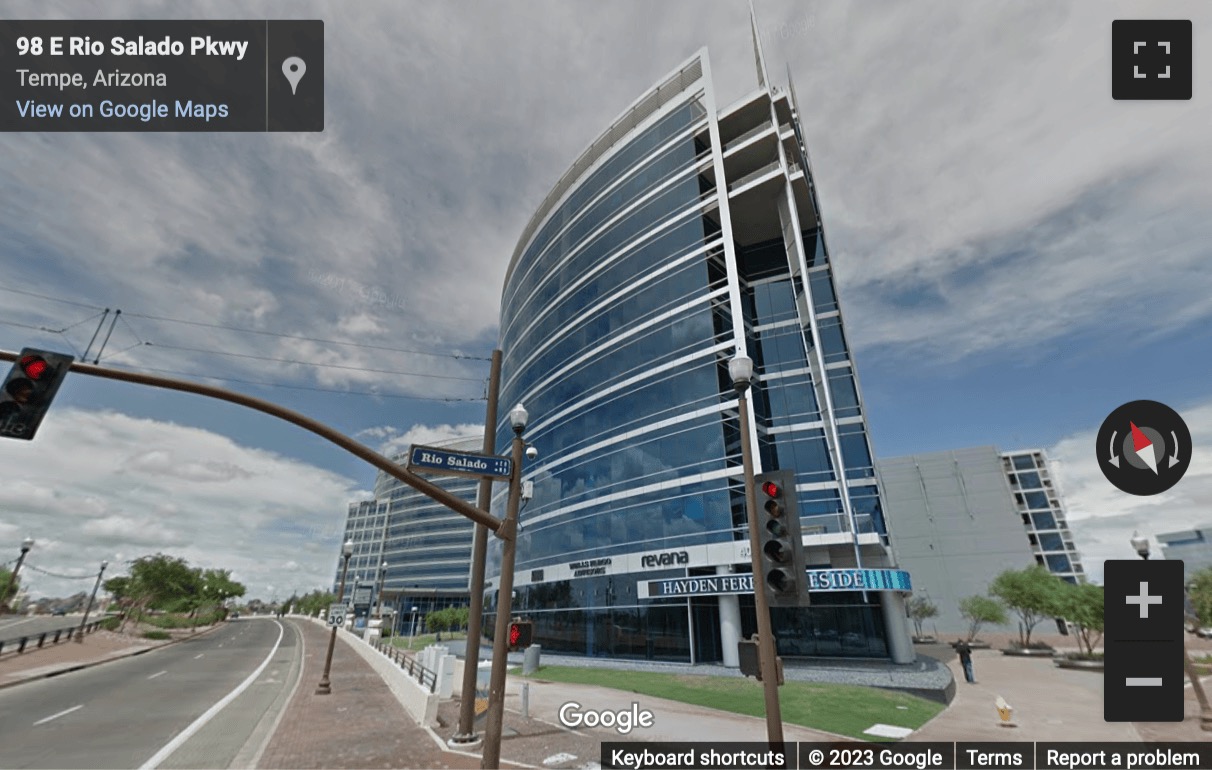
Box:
487;51;907;663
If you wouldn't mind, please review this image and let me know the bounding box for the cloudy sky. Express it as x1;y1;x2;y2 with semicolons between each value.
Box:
2;0;1210;599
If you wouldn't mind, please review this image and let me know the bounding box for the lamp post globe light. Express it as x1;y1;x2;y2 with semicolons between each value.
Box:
1130;532;1150;560
729;353;785;744
2;537;34;615
75;559;108;642
1128;534;1211;730
480;403;529;769
316;539;354;695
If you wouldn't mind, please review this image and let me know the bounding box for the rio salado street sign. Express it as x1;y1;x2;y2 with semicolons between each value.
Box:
408;444;512;479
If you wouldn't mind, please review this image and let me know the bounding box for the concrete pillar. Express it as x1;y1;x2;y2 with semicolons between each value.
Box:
880;591;915;664
717;565;741;667
438;654;456;697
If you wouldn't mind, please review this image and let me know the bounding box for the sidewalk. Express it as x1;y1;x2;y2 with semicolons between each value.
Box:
909;641;1212;741
256;620;482;769
0;627;170;689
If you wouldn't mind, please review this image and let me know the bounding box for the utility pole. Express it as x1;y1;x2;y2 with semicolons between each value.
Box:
453;349;502;746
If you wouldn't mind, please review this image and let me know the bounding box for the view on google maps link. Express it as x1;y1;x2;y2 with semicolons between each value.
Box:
1;2;1211;769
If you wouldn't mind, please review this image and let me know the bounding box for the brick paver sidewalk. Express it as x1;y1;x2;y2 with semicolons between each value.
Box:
257;620;481;769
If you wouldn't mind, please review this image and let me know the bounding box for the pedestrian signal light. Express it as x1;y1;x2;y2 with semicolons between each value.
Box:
508;620;533;650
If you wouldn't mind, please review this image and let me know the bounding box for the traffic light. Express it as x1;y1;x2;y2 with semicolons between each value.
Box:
754;469;810;608
508;620;533;650
0;348;73;441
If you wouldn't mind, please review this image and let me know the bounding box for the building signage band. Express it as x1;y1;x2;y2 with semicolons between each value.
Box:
407;444;512;479
641;568;913;598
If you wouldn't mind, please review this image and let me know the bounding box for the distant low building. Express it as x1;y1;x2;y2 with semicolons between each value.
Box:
1158;525;1212;582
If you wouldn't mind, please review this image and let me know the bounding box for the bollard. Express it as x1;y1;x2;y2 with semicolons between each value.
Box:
37;632;46;648
53;630;61;643
522;682;529;719
522;644;541;675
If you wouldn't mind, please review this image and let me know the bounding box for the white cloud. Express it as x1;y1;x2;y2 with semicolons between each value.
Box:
0;409;363;599
373;422;485;458
1049;400;1212;584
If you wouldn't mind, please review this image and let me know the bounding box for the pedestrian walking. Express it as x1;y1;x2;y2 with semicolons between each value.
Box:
955;639;975;683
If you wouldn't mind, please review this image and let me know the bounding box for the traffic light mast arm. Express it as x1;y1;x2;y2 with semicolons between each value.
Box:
0;350;508;538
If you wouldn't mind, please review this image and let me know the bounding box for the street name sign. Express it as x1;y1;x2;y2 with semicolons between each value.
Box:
327;604;347;627
407;444;512;479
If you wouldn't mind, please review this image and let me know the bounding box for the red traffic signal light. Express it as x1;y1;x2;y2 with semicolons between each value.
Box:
0;348;73;441
755;469;810;608
19;355;50;380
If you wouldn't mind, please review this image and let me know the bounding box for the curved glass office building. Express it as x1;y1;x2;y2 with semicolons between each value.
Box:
487;41;914;665
337;434;481;631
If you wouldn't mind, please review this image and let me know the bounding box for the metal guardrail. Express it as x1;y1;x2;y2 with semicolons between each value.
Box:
0;620;106;656
375;638;437;693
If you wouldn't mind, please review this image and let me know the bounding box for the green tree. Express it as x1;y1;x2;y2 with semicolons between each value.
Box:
989;566;1066;647
0;567;19;610
1056;581;1104;657
1189;567;1212;628
958;595;1008;642
906;596;939;638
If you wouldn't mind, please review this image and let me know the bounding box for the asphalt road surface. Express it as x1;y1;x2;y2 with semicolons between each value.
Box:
0;617;303;769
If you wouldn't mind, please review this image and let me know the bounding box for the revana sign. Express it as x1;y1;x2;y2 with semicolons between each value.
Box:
641;550;689;568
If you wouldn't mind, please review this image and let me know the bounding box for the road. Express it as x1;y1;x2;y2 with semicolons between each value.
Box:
0;617;303;769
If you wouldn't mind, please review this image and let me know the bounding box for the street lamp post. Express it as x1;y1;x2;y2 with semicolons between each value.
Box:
375;561;388;620
1130;534;1211;731
409;605;419;649
730;354;785;745
1;537;34;615
480;403;529;770
75;560;108;642
316;540;354;696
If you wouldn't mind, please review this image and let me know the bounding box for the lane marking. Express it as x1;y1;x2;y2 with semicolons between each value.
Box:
194;654;204;659
148;671;167;680
33;705;83;726
139;620;284;770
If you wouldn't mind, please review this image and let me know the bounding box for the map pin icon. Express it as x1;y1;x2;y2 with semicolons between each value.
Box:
282;57;306;95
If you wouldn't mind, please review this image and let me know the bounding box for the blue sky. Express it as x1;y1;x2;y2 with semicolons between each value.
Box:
2;0;1211;599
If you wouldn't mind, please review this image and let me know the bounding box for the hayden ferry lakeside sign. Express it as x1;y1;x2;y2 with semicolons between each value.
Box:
638;568;913;599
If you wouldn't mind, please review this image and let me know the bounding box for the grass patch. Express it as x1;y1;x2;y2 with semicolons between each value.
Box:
142;630;171;640
100;616;121;631
517;665;942;741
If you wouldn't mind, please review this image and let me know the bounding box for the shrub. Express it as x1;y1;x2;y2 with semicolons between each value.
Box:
143;630;171;640
101;616;121;631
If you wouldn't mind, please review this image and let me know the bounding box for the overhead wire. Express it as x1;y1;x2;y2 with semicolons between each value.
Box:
103;361;486;402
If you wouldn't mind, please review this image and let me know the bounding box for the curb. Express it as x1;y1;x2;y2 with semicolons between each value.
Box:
0;621;227;692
